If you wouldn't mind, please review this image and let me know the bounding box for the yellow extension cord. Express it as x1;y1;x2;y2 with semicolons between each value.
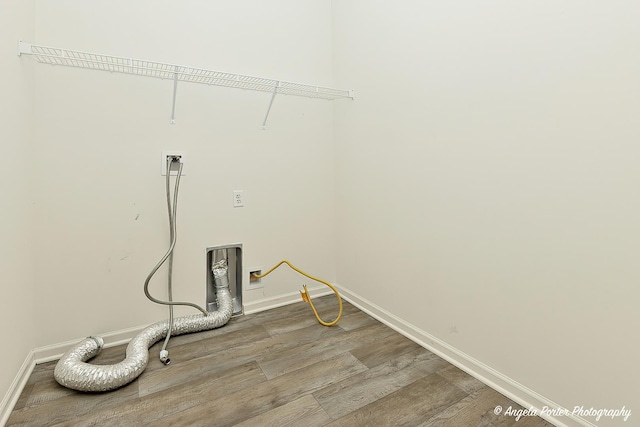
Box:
250;260;343;326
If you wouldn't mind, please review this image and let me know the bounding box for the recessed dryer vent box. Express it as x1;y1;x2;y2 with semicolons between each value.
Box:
206;244;243;316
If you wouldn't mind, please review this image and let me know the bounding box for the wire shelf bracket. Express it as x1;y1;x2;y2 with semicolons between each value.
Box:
18;41;354;127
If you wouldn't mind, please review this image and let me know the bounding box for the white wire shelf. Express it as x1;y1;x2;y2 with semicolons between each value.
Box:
18;42;353;100
18;41;353;127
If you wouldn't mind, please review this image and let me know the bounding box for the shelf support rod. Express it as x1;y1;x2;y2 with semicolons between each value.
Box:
262;82;280;130
170;65;179;124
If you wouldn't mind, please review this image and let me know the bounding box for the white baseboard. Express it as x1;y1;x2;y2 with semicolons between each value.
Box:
243;286;332;314
33;324;149;364
0;351;35;427
337;285;594;427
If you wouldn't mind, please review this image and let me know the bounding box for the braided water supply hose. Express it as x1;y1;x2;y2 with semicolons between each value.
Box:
142;157;209;365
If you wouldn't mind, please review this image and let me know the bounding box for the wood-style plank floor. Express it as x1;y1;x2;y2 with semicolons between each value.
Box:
7;297;554;426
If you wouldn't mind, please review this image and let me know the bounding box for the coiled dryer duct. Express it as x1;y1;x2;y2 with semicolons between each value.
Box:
54;260;233;392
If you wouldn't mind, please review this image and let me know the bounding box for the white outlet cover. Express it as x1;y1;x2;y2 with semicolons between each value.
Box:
161;150;186;176
247;266;264;289
233;190;244;207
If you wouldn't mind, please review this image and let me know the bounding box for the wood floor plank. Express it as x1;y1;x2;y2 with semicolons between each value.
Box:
325;372;468;427
233;394;332;427
419;387;554;427
138;324;271;395
246;294;344;325
10;383;33;412
350;330;423;368
24;361;55;386
144;340;207;375
138;319;344;398
144;352;368;427
436;364;488;395
154;312;268;349
209;315;344;359
52;361;266;427
24;379;75;407
334;310;379;331
260;300;358;337
143;319;273;374
314;347;449;420
6;379;139;426
258;321;395;379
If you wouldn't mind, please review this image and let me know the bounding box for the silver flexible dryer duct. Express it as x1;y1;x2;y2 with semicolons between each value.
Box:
54;261;233;392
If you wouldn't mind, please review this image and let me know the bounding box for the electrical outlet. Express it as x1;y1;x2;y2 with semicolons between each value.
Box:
233;190;244;207
161;151;186;176
248;268;264;289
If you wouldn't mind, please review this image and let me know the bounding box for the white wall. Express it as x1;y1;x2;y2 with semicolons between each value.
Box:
31;0;336;345
333;1;639;426
0;0;36;416
5;1;638;425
